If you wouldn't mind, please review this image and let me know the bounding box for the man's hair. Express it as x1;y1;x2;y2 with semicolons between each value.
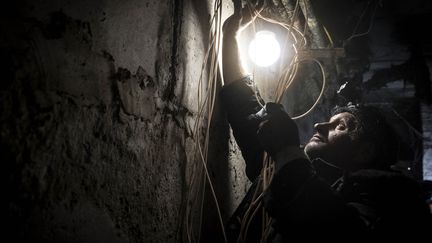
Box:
331;104;399;169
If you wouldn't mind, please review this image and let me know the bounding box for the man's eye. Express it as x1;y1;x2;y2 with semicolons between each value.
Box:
337;124;346;130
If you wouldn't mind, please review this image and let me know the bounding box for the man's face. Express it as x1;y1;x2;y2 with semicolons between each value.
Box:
304;112;361;170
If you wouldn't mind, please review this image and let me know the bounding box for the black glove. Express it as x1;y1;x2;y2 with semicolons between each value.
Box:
256;103;299;157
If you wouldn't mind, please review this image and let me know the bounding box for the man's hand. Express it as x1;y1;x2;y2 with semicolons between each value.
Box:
257;103;300;157
222;0;265;84
222;0;265;36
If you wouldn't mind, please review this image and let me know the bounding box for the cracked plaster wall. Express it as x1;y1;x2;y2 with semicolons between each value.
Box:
1;0;248;242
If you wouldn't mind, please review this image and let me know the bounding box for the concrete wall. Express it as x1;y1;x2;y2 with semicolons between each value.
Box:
1;1;248;242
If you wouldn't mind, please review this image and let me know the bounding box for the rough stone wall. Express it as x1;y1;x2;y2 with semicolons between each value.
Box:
422;61;432;181
1;0;249;242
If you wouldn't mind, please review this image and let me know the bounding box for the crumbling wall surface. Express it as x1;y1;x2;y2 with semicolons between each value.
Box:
0;0;199;242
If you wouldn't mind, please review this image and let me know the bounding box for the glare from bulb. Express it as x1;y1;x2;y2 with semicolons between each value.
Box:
248;31;281;67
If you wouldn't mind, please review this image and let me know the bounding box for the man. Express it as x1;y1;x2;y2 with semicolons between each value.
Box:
220;3;432;242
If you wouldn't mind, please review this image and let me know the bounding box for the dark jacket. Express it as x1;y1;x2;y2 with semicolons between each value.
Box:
220;78;432;242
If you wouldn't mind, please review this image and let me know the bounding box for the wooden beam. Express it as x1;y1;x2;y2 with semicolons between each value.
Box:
298;48;345;59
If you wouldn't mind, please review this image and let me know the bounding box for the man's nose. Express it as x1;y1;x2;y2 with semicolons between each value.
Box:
314;122;329;134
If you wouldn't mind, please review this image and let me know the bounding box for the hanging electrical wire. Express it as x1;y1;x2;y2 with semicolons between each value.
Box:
231;1;327;242
344;0;380;44
183;0;227;243
184;0;329;242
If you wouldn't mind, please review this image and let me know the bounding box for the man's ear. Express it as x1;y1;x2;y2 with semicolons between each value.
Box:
353;142;376;168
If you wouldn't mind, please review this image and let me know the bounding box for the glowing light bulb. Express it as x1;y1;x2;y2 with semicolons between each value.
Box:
248;31;281;67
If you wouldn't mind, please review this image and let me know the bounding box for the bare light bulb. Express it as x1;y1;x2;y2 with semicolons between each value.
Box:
248;31;281;67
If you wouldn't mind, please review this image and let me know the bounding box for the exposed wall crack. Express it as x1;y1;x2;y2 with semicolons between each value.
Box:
163;0;183;101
